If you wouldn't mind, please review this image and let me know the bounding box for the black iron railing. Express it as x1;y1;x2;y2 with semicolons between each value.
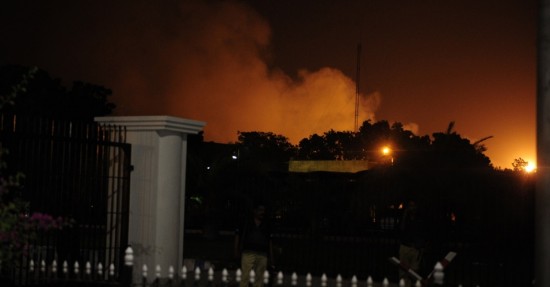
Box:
0;113;132;286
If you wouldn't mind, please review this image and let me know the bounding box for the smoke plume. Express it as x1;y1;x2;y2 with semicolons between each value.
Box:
3;0;380;144
101;0;381;143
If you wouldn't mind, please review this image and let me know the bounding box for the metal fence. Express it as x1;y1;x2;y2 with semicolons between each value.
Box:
182;228;534;287
1;246;534;287
0;246;449;287
183;164;535;287
0;113;132;285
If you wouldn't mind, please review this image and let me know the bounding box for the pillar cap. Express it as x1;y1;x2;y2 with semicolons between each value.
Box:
95;115;206;134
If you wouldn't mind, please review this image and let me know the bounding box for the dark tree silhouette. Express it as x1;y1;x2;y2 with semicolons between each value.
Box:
298;133;332;160
429;122;492;169
237;131;297;164
512;157;529;172
0;65;115;121
293;119;491;170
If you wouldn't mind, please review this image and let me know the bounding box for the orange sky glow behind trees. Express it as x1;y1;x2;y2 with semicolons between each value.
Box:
0;0;536;169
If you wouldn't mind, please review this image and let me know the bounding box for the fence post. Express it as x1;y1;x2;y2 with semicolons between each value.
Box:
366;276;373;287
142;264;149;287
208;267;214;287
154;264;162;287
291;272;297;287
236;268;242;286
62;260;69;282
432;262;444;286
123;246;134;287
263;270;270;286
51;259;58;284
277;271;284;286
97;262;103;282
74;261;80;281
40;259;46;283
336;274;342;287
109;263;116;281
168;266;175;286
222;268;229;287
305;273;312;287
85;261;92;281
249;269;256;287
27;259;34;285
182;265;188;287
194;267;201;287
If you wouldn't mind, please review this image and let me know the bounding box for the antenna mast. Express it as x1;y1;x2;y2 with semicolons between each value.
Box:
354;43;361;132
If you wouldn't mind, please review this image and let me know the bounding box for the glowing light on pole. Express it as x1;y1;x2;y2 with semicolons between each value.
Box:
380;146;393;164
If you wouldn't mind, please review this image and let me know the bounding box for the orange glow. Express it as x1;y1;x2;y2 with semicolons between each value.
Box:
525;162;536;173
381;146;391;156
2;1;533;170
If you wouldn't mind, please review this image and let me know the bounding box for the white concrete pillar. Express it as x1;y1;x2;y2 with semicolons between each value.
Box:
95;115;205;277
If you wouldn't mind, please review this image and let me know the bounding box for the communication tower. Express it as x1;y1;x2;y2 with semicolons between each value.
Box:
355;43;361;132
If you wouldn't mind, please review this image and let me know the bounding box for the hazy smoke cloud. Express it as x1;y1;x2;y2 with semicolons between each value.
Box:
101;0;380;143
403;123;419;135
1;0;538;167
0;1;378;144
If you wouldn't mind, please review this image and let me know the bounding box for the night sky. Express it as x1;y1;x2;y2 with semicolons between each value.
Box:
0;0;537;169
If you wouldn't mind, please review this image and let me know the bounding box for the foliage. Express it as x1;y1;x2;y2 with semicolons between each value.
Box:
186;119;496;235
430;129;491;168
0;198;69;263
0;66;38;108
512;157;529;172
185;118;530;284
298;133;332;160
237;131;298;163
293;120;491;169
0;66;72;264
0;64;115;121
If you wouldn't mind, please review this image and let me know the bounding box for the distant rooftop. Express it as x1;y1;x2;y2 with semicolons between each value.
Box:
288;160;372;173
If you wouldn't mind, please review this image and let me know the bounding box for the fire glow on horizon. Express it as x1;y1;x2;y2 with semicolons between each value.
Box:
525;161;537;173
107;0;387;145
0;0;535;169
106;1;536;169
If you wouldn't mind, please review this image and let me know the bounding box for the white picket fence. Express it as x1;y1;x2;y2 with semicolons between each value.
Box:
3;246;453;287
121;247;447;287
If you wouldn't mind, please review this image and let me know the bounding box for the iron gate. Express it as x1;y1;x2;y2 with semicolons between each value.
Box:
0;113;132;285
